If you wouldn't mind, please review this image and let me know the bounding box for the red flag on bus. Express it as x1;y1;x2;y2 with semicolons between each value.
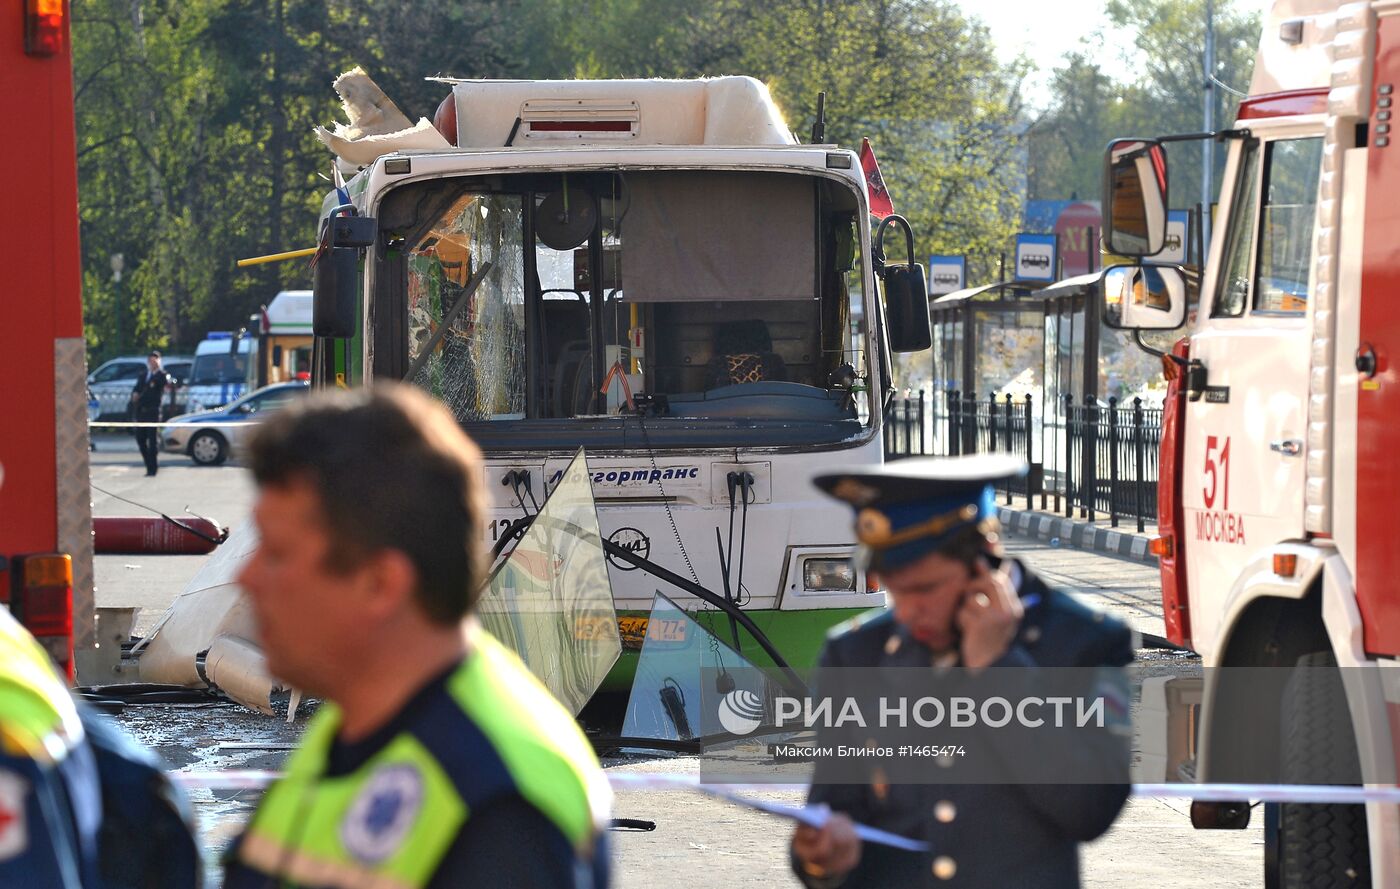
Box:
860;137;894;219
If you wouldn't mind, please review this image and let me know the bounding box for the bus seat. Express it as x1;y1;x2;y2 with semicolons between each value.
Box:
704;319;787;388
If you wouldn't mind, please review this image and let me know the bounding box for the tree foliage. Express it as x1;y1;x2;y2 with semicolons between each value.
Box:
1027;0;1261;207
74;0;1029;360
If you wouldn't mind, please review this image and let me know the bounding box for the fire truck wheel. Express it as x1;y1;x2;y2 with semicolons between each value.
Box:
1278;649;1371;889
188;430;228;466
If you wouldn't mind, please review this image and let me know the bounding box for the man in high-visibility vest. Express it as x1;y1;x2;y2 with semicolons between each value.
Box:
0;607;201;887
0;605;99;886
223;384;612;889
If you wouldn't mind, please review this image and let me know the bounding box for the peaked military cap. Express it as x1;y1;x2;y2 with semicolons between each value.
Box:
813;454;1028;571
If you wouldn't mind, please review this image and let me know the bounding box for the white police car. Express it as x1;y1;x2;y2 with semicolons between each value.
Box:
161;382;308;465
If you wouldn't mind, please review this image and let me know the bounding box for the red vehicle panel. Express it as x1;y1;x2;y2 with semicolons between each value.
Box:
1355;15;1400;657
1157;339;1191;649
0;3;83;600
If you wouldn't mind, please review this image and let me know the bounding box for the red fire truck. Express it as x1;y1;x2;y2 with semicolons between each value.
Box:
1100;0;1400;885
0;0;94;680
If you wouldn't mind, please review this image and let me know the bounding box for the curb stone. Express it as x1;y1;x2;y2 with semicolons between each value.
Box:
996;506;1157;565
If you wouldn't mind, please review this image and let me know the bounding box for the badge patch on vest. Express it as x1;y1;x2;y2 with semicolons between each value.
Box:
0;769;29;861
341;763;424;864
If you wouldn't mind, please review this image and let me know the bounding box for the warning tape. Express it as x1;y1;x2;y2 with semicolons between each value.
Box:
169;769;1400;806
89;420;266;428
166;770;1400;855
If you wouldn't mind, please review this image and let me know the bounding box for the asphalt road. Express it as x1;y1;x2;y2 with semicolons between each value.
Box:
88;444;1264;888
89;432;256;635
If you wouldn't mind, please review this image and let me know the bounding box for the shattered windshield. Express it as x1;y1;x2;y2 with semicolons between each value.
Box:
378;169;873;448
406;193;527;421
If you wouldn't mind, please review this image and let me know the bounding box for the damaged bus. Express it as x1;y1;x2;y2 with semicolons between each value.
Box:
139;75;931;707
316;76;933;686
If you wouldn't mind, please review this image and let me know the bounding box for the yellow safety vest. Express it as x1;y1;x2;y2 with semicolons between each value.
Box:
0;609;83;765
236;629;611;889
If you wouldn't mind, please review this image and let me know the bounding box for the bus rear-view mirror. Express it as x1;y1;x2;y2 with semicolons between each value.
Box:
312;208;375;339
875;215;931;353
313;248;359;338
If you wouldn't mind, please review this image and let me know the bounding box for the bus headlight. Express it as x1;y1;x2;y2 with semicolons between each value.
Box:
802;557;856;592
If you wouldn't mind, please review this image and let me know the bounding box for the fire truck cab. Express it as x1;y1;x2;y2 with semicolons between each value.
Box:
1;0;95;681
1102;1;1400;884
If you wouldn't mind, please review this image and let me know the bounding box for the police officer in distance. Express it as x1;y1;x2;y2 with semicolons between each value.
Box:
790;454;1133;888
129;350;169;476
224;384;611;888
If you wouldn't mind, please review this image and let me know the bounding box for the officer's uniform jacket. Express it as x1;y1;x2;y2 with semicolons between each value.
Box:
0;609;199;888
795;560;1133;889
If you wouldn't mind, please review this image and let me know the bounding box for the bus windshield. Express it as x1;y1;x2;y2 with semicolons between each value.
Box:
372;169;873;450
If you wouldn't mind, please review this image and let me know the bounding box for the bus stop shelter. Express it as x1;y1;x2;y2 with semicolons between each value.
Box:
926;272;1104;505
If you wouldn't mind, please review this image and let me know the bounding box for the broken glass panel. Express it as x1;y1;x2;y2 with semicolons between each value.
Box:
621;592;776;743
407;192;527;423
479;449;619;714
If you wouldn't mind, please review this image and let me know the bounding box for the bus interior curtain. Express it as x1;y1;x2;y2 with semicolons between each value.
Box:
622;172;817;302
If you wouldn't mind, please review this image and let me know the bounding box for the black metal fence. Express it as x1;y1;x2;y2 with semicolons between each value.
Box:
883;391;930;460
1061;395;1161;530
883;390;1163;531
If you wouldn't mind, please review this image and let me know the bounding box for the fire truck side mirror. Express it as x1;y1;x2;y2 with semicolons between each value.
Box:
1101;263;1188;331
312;207;375;339
1102;138;1168;257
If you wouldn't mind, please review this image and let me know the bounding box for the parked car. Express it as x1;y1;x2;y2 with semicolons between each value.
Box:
86;387;99;450
87;354;194;420
87;356;148;419
161;381;309;465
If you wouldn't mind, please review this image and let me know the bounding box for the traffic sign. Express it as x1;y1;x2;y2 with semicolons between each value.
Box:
1014;233;1057;283
927;255;965;295
1149;210;1190;264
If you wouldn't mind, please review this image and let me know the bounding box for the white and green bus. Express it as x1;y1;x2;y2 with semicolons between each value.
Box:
308;76;932;688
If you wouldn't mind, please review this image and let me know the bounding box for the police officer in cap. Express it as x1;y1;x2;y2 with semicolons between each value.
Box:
791;454;1133;888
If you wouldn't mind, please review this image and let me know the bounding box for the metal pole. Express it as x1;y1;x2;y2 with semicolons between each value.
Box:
988;392;998;453
1202;0;1216;248
904;394;914;457
966;391;978;454
1079;290;1098;520
918;389;927;455
949;390;960;456
1005;392;1015;505
1064;394;1075;518
1024;393;1035;509
1109;396;1120;529
962;303;976;417
1134;397;1147;534
110;253;125;357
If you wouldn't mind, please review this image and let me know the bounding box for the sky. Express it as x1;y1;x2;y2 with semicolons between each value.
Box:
960;0;1136;108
